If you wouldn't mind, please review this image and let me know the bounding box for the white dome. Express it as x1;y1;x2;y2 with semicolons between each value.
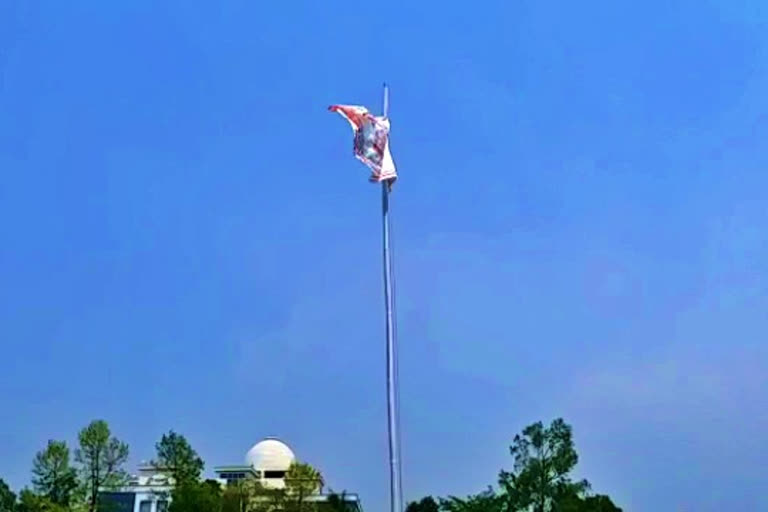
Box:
245;438;295;471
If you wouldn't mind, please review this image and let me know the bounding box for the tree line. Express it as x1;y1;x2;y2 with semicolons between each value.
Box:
0;420;128;512
0;417;622;512
406;418;621;512
0;421;337;512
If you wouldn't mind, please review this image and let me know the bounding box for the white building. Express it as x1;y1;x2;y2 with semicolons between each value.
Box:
100;438;363;512
214;437;304;489
100;464;172;512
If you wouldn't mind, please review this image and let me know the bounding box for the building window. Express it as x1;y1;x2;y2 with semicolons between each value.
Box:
139;501;151;512
263;471;285;479
98;492;136;512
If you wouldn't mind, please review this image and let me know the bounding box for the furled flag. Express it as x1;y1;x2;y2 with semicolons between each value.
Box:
329;105;397;183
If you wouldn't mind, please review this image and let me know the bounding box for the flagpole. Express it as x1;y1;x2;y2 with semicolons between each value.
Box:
381;83;402;512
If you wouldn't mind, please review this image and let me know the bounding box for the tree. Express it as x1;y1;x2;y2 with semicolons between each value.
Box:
283;462;323;512
15;490;66;512
75;420;129;512
554;492;622;512
244;480;284;512
498;419;589;512
17;490;44;512
31;440;79;507
221;483;249;512
153;431;204;485
169;480;222;512
439;488;503;512
410;418;620;512
405;497;439;512
0;479;15;512
240;462;323;512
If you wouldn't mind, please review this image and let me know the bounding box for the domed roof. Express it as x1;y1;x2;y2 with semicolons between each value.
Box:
245;438;295;471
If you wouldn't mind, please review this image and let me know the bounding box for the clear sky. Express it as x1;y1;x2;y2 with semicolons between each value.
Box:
1;1;767;510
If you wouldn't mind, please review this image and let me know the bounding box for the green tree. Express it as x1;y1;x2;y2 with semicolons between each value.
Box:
0;479;16;512
244;480;284;512
498;419;589;512
169;480;222;512
16;490;66;512
582;495;621;512
75;421;129;512
559;495;621;512
17;490;44;512
283;462;323;512
32;441;79;507
405;497;439;512
153;431;204;485
242;462;323;512
221;483;249;512
439;488;503;512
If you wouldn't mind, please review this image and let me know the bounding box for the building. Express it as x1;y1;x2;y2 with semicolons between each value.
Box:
214;437;299;489
100;438;363;512
100;464;172;512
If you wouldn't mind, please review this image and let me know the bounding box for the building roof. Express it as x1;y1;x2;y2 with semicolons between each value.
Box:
245;438;296;471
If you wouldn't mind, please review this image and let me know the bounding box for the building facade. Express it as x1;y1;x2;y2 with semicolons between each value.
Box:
100;464;172;512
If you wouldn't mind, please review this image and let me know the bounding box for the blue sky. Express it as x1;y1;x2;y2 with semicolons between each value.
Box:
1;1;767;510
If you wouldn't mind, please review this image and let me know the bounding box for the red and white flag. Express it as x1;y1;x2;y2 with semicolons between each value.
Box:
329;105;397;183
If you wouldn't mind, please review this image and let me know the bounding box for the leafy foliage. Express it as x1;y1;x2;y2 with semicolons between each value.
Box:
15;490;67;512
439;488;502;512
241;480;285;512
405;497;439;512
221;482;250;512
0;479;15;512
75;420;129;512
409;418;621;512
32;441;79;507
499;418;589;512
241;462;323;512
558;494;622;512
284;461;323;512
8;415;620;512
169;480;222;512
154;431;204;485
582;495;621;512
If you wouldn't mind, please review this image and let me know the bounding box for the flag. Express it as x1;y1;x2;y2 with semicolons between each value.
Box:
329;104;397;183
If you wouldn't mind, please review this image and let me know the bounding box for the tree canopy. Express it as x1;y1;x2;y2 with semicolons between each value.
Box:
168;480;222;512
231;462;324;512
0;479;15;512
439;489;502;512
405;497;439;512
31;441;79;507
15;489;68;512
154;431;204;485
7;415;621;512
408;418;621;512
499;418;589;512
285;462;323;496
168;458;325;512
75;420;129;512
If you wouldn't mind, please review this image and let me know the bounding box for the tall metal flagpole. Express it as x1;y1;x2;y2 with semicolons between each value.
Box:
381;83;402;512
